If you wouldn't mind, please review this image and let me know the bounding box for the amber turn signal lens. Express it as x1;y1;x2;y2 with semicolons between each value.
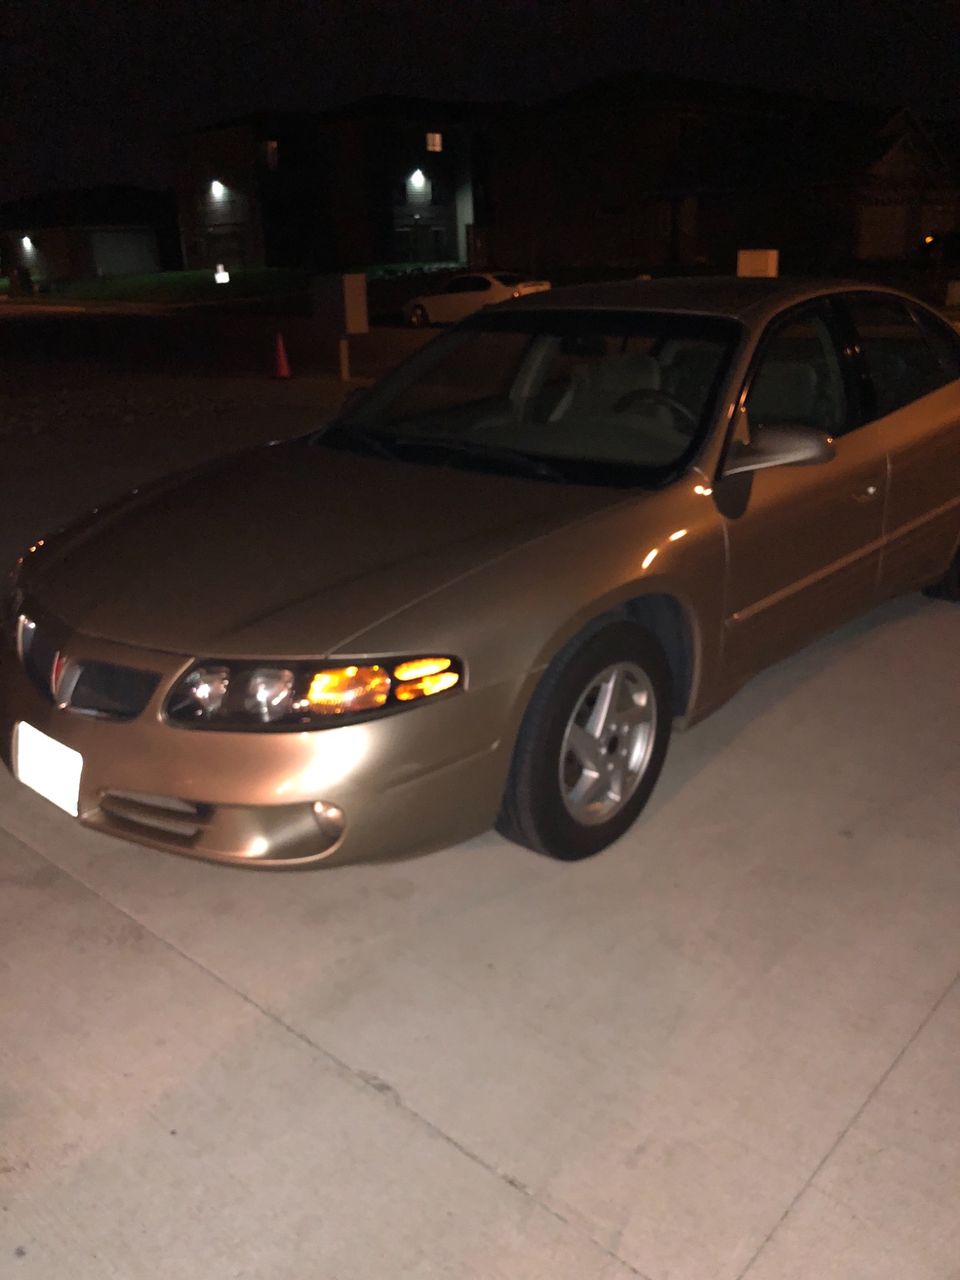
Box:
306;665;391;713
391;657;451;681
393;670;460;702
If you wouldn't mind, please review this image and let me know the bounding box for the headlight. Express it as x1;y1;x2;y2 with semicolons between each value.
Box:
165;656;462;730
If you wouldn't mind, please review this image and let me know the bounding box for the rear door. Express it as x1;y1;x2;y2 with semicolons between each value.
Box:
839;293;960;595
721;299;887;679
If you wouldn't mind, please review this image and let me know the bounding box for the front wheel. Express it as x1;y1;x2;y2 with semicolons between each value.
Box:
497;620;673;860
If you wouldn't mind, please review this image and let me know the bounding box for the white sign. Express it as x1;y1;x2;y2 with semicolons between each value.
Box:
14;722;83;817
737;249;779;278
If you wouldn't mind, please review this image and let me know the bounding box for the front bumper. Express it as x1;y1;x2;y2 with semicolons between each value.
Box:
0;618;525;867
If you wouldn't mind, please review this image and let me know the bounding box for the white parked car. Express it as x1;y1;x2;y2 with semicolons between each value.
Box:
403;272;551;326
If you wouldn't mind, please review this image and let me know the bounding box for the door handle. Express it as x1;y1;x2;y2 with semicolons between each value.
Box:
852;483;880;503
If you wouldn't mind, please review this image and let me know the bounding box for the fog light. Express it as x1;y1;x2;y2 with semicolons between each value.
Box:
313;800;345;847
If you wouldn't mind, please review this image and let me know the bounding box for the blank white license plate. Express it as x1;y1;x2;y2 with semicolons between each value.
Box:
14;722;83;817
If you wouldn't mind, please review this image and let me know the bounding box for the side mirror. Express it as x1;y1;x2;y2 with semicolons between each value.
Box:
723;424;836;478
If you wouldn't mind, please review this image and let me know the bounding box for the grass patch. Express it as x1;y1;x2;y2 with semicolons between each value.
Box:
52;268;310;304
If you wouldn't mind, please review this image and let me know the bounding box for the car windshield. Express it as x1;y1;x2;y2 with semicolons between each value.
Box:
320;309;741;487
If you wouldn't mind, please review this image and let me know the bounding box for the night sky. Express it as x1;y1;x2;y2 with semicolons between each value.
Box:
5;0;959;200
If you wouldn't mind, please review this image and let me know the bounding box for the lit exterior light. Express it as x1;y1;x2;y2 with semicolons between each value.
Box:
426;132;443;152
924;234;935;245
393;670;460;702
306;665;391;713
693;484;713;496
641;548;658;570
668;528;688;542
214;263;230;284
409;169;426;191
392;657;451;682
21;236;33;251
210;180;226;199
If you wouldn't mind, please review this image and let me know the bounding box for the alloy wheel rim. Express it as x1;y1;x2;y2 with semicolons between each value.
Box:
559;661;657;826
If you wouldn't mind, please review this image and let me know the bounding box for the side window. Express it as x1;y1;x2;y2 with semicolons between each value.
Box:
444;277;469;293
745;308;847;436
847;296;953;417
910;306;960;382
462;275;492;292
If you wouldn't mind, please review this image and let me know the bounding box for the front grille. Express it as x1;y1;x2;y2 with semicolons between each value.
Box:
99;791;212;844
21;619;59;699
20;619;160;720
69;661;160;720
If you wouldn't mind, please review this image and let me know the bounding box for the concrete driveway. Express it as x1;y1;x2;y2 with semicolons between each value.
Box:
2;368;959;1279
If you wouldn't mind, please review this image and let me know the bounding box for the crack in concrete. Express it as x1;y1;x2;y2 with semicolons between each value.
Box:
736;967;960;1279
3;829;653;1280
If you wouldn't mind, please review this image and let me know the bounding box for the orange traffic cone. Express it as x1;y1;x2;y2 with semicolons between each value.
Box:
273;332;291;379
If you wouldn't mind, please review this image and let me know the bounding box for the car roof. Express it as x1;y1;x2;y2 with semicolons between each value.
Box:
500;276;915;324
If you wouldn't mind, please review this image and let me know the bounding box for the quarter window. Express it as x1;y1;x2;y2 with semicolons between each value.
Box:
746;309;847;436
847;296;955;417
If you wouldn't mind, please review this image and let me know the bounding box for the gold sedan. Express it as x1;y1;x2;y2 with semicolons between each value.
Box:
2;279;959;866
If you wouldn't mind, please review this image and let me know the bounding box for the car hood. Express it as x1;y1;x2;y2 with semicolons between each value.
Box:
28;438;625;657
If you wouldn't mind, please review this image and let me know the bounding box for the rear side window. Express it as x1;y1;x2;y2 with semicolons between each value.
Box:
846;296;955;417
911;306;960;382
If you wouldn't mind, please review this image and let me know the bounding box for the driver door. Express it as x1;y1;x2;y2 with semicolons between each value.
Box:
721;300;887;681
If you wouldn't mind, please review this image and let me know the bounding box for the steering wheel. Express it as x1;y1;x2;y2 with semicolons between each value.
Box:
612;386;699;429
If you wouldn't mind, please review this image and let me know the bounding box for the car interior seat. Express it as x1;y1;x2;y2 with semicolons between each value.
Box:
747;359;819;429
553;350;663;419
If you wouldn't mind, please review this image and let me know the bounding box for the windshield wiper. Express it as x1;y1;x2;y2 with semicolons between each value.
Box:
314;424;567;482
312;423;400;460
388;435;568;482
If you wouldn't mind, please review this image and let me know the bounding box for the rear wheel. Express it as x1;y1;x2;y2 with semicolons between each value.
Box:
923;543;960;602
497;620;673;860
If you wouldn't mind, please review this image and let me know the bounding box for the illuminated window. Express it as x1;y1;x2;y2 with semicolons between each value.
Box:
264;140;278;170
426;131;443;152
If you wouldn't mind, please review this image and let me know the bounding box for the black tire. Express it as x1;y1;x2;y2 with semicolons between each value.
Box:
409;304;429;328
923;543;960;602
497;619;673;860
